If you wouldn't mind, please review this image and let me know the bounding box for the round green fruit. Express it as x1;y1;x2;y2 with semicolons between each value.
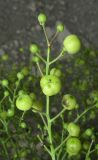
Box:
50;68;62;78
7;109;14;117
63;34;81;54
1;79;9;87
62;94;78;110
38;13;47;25
56;23;64;32
67;122;80;137
66;137;82;156
40;75;61;96
16;94;33;111
30;44;39;54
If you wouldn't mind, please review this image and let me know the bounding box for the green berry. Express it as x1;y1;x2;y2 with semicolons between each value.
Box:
63;34;81;54
20;122;26;128
83;141;90;150
56;23;64;32
4;91;9;97
1;79;9;87
38;13;47;25
85;128;93;137
7;109;14;117
16;94;33;111
66;137;82;156
67;122;80;137
50;68;62;78
21;67;29;76
62;94;78;110
30;44;39;54
32;56;40;63
1;54;9;61
17;72;24;80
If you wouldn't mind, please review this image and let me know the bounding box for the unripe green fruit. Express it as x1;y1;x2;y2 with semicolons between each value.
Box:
40;75;61;96
85;128;93;137
16;94;33;111
67;122;80;137
17;72;24;80
7;109;14;117
83;141;90;150
38;13;47;25
62;94;78;110
66;137;82;156
4;91;9;97
50;68;62;78
30;44;39;54
63;34;81;54
56;23;64;32
1;79;9;87
20;122;26;128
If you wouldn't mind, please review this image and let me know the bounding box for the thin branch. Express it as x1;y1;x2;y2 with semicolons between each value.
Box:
51;108;66;123
36;62;44;76
55;135;70;152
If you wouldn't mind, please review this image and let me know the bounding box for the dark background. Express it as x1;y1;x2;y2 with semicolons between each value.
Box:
0;0;98;54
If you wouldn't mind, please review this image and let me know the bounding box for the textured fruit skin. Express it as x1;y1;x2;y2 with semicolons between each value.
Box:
63;34;81;54
40;75;61;96
67;122;80;137
16;94;33;111
62;94;78;110
66;137;82;155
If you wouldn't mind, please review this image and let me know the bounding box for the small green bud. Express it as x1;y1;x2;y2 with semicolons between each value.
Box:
38;13;47;25
1;79;9;87
56;23;64;32
17;72;24;80
30;44;39;54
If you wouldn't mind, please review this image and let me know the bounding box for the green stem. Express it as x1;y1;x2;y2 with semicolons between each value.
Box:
36;62;44;76
42;25;50;46
2;141;10;160
55;135;70;152
85;139;94;159
46;47;50;75
36;52;46;64
46;96;55;160
51;108;66;123
39;113;48;130
74;106;95;123
37;135;51;155
50;31;59;46
49;50;63;65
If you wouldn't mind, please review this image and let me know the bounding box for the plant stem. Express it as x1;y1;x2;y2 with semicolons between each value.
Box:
36;62;44;76
46;96;55;160
46;47;50;75
45;42;55;160
74;106;95;123
36;52;46;64
49;51;63;65
2;141;10;160
51;108;66;123
50;31;59;46
85;139;94;160
55;135;70;152
42;25;50;46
